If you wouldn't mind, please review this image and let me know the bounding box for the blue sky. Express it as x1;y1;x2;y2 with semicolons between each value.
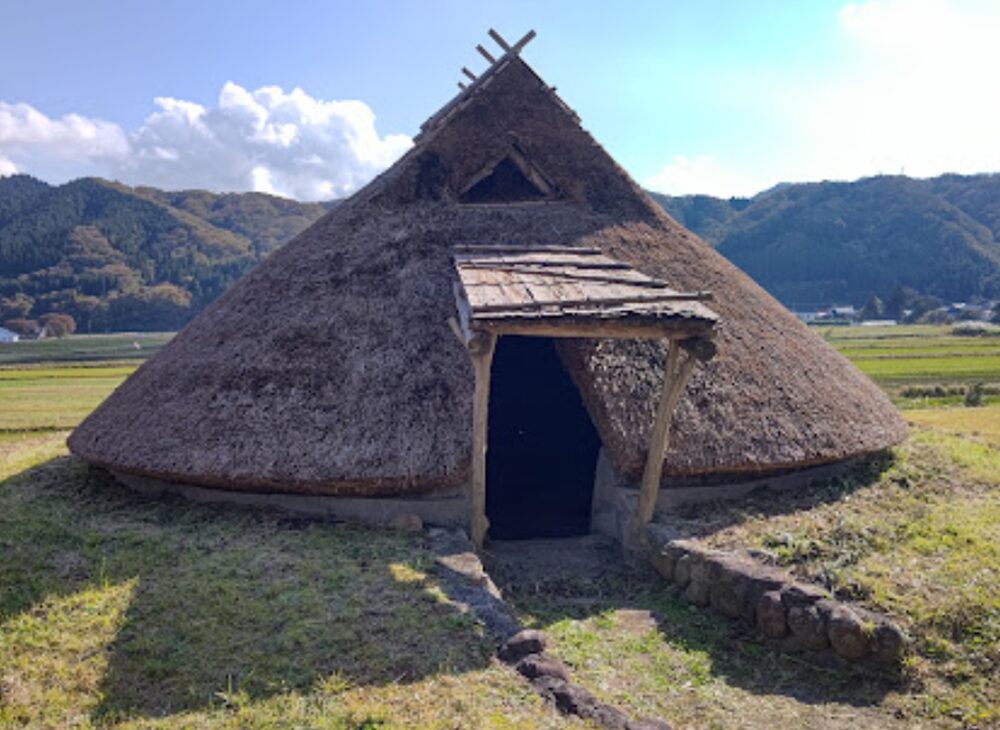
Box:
2;0;998;199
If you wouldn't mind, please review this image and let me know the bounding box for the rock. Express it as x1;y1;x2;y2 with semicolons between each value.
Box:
644;523;679;550
827;605;872;661
536;676;597;715
648;546;679;581
516;653;570;682
781;582;829;608
709;559;747;619
756;590;788;638
590;702;631;728
684;556;711;606
389;513;423;532
673;554;693;588
498;629;547;663
872;621;908;665
787;604;829;651
738;563;787;625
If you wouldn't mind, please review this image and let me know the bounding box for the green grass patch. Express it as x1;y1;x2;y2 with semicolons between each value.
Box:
817;324;953;341
0;332;172;366
848;354;1000;382
0;439;579;729
0;365;135;431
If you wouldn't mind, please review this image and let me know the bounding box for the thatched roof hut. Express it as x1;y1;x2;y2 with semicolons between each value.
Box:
69;33;906;540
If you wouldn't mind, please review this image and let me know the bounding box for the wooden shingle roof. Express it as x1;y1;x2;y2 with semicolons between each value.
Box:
453;245;718;339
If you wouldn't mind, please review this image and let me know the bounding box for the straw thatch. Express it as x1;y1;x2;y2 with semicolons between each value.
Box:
68;55;906;496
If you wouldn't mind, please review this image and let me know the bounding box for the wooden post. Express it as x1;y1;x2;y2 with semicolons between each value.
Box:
468;331;497;550
633;341;699;536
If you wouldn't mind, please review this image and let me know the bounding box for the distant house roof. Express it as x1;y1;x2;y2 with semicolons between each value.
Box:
0;327;19;342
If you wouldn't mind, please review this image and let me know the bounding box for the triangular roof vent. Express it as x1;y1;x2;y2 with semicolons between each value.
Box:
458;147;557;204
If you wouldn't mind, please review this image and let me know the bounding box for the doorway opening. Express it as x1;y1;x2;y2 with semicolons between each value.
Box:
485;336;602;539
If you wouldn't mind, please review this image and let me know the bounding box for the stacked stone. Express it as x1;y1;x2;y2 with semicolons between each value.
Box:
498;630;672;730
645;527;908;666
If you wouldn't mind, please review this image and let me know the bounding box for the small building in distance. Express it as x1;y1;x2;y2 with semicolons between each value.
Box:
0;327;20;343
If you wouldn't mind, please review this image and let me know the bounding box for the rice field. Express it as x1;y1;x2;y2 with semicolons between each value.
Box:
0;332;172;366
0;364;137;431
820;325;1000;411
0;333;164;431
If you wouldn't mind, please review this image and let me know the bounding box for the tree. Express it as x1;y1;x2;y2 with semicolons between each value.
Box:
3;318;39;336
885;285;911;320
859;295;885;321
39;312;76;338
0;293;34;321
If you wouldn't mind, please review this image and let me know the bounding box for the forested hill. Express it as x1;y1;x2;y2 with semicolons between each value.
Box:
3;172;1000;332
0;176;331;331
651;174;1000;309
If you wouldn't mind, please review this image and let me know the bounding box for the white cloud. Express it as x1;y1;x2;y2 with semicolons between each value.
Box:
648;0;1000;197
0;102;130;176
0;155;17;177
644;155;766;198
0;83;411;200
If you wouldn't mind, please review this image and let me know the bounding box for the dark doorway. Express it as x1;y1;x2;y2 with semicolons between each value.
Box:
486;336;602;539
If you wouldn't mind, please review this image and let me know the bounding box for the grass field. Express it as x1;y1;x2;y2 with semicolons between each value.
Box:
0;365;137;432
0;333;172;366
821;324;1000;412
0;326;997;727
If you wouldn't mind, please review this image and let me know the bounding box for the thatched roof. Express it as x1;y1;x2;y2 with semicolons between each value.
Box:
68;53;906;496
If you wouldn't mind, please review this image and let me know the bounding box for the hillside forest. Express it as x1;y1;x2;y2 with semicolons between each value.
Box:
2;172;1000;332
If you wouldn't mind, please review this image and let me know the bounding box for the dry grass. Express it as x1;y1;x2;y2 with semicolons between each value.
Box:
906;405;1000;448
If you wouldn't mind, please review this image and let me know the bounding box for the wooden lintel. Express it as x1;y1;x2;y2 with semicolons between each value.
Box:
476;44;496;64
474;321;704;340
469;291;716;315
469;331;498;550
461;67;477;82
634;344;699;532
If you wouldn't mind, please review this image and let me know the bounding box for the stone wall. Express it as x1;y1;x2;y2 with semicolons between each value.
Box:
644;525;908;666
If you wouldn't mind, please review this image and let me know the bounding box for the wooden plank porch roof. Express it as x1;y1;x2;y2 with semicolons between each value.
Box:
453;245;719;338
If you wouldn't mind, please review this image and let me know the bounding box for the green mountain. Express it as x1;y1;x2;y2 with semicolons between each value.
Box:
3;172;1000;333
0;176;330;332
652;174;1000;309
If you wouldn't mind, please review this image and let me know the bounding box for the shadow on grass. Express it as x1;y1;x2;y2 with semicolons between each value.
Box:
0;457;494;722
666;450;898;540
